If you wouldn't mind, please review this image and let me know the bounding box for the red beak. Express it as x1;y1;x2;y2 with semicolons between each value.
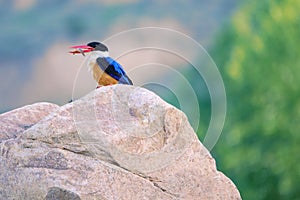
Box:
69;45;94;55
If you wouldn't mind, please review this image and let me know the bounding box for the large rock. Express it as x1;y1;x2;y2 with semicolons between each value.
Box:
0;102;59;142
0;85;241;200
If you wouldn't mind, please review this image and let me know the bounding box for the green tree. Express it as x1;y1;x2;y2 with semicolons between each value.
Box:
210;0;300;199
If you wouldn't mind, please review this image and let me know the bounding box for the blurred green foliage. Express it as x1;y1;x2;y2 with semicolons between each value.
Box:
208;0;300;199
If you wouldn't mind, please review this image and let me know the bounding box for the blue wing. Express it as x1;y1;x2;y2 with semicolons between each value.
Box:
96;57;133;85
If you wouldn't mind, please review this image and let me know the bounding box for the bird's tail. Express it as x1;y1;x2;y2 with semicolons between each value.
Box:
118;74;133;85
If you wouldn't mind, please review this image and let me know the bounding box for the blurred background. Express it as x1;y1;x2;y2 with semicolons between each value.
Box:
1;0;299;199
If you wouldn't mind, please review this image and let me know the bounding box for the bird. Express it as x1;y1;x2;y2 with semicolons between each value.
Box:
69;41;133;87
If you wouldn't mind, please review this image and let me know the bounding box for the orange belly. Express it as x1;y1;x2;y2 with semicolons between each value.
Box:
92;63;118;86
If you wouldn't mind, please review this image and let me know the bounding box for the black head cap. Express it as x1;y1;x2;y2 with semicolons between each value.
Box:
87;41;108;52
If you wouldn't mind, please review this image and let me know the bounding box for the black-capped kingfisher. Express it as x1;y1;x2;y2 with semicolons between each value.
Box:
69;41;133;87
